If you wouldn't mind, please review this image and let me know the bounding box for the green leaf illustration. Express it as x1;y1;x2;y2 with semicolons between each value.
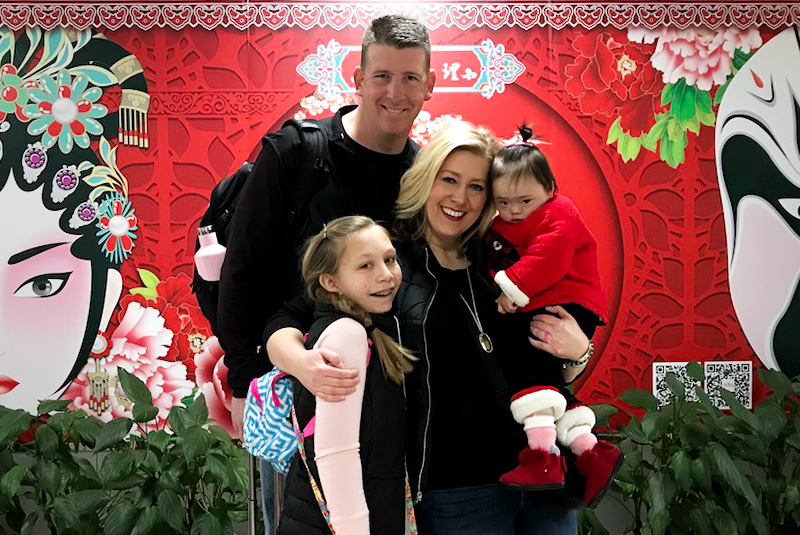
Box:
129;268;160;301
617;131;642;162
607;116;623;144
660;127;687;168
69;65;117;87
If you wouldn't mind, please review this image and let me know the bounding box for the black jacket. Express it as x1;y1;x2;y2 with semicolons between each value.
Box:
278;307;406;535
218;106;419;397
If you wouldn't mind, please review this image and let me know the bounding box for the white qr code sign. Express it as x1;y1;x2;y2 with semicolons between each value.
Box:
652;362;701;407
704;361;752;410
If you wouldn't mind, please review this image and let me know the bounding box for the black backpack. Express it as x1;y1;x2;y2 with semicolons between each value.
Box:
191;119;330;335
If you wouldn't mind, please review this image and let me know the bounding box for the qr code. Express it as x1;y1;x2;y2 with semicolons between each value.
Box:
652;362;701;407
705;361;752;409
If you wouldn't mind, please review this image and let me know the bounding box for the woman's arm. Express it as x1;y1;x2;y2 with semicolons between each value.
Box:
313;318;371;535
527;305;592;383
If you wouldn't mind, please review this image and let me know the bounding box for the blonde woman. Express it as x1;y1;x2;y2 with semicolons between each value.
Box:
268;122;592;534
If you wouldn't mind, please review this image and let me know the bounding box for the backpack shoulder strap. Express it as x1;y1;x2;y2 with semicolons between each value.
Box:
281;118;331;237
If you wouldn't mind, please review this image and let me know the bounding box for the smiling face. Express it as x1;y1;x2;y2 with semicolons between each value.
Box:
493;175;554;224
321;225;402;314
353;44;435;148
0;173;93;412
424;149;490;250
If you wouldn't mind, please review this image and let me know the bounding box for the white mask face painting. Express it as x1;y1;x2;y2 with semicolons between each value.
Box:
715;26;800;377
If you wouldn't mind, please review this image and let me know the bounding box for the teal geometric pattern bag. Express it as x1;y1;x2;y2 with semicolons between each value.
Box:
243;368;314;475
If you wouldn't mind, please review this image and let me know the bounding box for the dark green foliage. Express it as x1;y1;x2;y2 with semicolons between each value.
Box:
582;365;800;535
0;372;248;534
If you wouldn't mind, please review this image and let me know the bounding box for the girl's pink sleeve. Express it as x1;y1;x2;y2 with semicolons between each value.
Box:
312;317;370;535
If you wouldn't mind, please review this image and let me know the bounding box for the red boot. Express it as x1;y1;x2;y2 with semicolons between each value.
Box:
574;440;624;507
500;448;566;491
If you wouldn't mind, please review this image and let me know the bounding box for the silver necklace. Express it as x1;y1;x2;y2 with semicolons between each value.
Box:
459;268;494;353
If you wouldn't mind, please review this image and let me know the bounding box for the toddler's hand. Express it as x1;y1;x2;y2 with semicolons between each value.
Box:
496;293;519;314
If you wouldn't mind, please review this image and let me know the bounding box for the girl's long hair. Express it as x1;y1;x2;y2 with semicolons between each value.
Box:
302;215;415;384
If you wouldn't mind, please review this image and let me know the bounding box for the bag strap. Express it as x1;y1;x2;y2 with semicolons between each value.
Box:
292;406;418;535
282;118;331;240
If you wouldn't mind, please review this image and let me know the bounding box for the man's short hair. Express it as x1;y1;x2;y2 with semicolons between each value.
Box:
362;15;431;70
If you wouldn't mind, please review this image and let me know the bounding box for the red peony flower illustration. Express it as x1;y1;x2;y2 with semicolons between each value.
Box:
194;336;234;436
565;29;664;136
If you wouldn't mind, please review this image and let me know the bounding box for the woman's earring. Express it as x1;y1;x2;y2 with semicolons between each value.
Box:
88;330;111;413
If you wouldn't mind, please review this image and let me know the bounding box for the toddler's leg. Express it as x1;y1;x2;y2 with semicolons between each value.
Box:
556;405;624;508
500;386;567;491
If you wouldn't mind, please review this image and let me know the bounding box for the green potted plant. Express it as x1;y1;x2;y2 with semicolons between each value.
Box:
0;369;248;535
580;363;800;535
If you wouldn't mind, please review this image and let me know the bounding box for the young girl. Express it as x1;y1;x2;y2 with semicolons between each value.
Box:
484;125;623;507
277;215;416;535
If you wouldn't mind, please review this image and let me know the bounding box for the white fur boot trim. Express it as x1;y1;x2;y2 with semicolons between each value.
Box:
556;406;596;446
510;388;566;424
522;413;556;432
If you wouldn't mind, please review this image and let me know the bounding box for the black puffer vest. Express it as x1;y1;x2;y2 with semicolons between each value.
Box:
278;307;406;535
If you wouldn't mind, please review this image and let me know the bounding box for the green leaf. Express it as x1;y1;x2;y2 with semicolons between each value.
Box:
732;48;755;71
671;79;700;123
619;388;659;411
70;416;103;447
751;509;771;535
685;361;704;381
118;368;152;406
182;427;211;462
35;424;60;460
648;472;669;535
138;268;161;291
696;89;713;115
168;406;191;436
660;129;687;168
157;490;184;531
36;399;73;415
661;82;677;106
682;114;701;135
754;401;786;441
1;465;29;499
69;65;118;87
132;404;159;424
690;456;713;495
100;450;136;485
697;108;716;128
759;367;793;399
20;511;40;535
38;461;62;497
711;508;739;535
93;417;133;452
132;505;162;535
104;500;135;535
665;372;686;401
670;450;692;490
714;81;731;106
589;404;618;428
205;453;234;488
617;131;642;162
157;471;183;494
607;116;623;144
711;443;760;511
47;410;79;435
689;507;714;535
191;512;222;535
719;389;759;430
188;393;209;426
0;410;34;447
147;430;170;453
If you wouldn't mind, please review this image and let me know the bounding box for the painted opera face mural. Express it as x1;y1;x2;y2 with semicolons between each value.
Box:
716;26;800;379
0;28;231;432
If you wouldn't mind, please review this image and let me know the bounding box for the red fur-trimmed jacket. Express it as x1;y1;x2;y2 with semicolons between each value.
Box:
484;193;608;322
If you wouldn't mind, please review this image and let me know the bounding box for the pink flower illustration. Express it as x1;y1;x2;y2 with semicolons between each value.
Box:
194;336;234;436
64;300;194;428
628;27;762;91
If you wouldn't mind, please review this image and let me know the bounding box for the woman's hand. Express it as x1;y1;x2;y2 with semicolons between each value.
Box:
267;327;359;402
528;305;589;361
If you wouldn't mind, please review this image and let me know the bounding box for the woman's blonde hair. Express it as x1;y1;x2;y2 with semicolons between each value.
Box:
394;121;499;245
302;215;415;384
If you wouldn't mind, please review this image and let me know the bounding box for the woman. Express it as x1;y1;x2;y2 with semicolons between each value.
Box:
0;28;148;413
267;122;592;534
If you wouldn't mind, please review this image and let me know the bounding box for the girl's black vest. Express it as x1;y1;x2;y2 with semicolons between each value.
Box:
277;307;406;535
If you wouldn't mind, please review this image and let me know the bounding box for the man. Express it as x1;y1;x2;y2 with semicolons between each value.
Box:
217;14;436;532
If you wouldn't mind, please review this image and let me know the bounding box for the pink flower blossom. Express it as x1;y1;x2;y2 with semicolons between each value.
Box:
628;27;762;91
194;336;234;436
63;300;194;428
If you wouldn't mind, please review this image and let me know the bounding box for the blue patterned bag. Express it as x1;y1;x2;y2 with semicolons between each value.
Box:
243;368;314;475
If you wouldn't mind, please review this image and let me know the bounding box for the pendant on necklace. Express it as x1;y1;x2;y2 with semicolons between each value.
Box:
479;332;493;353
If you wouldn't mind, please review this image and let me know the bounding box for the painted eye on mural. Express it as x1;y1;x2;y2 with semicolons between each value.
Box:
778;198;800;219
13;273;71;298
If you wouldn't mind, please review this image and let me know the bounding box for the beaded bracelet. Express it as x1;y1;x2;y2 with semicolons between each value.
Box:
563;341;594;368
